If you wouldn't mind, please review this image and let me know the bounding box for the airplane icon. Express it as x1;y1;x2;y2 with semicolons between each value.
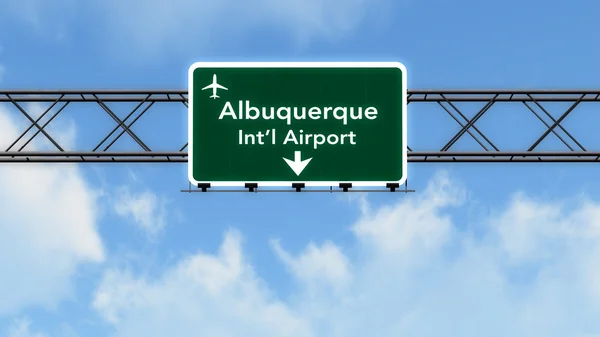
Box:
202;74;228;99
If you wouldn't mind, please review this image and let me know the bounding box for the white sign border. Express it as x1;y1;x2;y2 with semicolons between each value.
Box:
188;61;407;188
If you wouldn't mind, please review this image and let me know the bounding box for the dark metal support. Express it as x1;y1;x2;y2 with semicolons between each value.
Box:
386;183;400;192
180;188;418;193
197;183;210;192
245;183;258;192
339;183;352;192
436;101;490;151
92;94;151;152
522;101;575;151
1;89;600;164
6;94;64;151
440;94;498;152
440;94;499;151
6;95;64;151
102;101;155;151
93;94;151;151
292;183;305;192
19;102;69;152
526;94;586;151
527;95;584;151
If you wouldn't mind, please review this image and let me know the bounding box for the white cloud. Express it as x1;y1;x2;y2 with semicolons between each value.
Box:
113;187;168;238
93;229;313;337
1;0;386;53
102;0;377;50
352;171;463;256
271;239;352;295
0;0;77;36
93;171;600;336
7;317;46;337
0;105;104;315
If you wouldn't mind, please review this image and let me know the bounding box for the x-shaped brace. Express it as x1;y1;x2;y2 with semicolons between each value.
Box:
17;102;70;152
438;95;499;152
5;94;65;152
93;94;151;152
527;94;584;151
94;94;154;152
440;94;499;152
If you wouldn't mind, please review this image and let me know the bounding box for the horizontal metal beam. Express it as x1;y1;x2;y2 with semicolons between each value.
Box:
0;151;188;157
3;89;600;94
180;188;417;193
1;152;600;163
1;90;600;102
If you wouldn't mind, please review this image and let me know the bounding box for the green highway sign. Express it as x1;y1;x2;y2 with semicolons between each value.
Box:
188;62;407;187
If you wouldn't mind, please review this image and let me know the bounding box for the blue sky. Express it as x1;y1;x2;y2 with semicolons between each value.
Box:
1;0;600;336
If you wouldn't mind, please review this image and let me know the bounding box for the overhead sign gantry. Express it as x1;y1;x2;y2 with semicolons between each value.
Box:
0;89;597;167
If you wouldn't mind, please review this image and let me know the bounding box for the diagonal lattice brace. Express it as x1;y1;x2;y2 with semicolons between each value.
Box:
6;94;64;151
93;94;152;151
440;94;499;152
6;94;65;151
522;101;576;151
93;94;151;152
439;95;499;151
525;94;586;151
437;102;488;151
18;102;70;152
527;95;584;151
102;101;155;151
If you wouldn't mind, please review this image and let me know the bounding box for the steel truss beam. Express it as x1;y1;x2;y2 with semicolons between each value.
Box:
1;89;600;163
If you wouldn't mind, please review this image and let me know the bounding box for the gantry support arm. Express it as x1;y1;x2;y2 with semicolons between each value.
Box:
1;89;599;163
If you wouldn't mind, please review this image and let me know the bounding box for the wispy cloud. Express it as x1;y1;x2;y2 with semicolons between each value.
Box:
8;317;46;337
92;171;600;337
113;187;168;238
0;0;388;55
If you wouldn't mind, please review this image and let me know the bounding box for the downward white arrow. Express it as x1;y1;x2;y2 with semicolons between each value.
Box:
283;151;313;176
